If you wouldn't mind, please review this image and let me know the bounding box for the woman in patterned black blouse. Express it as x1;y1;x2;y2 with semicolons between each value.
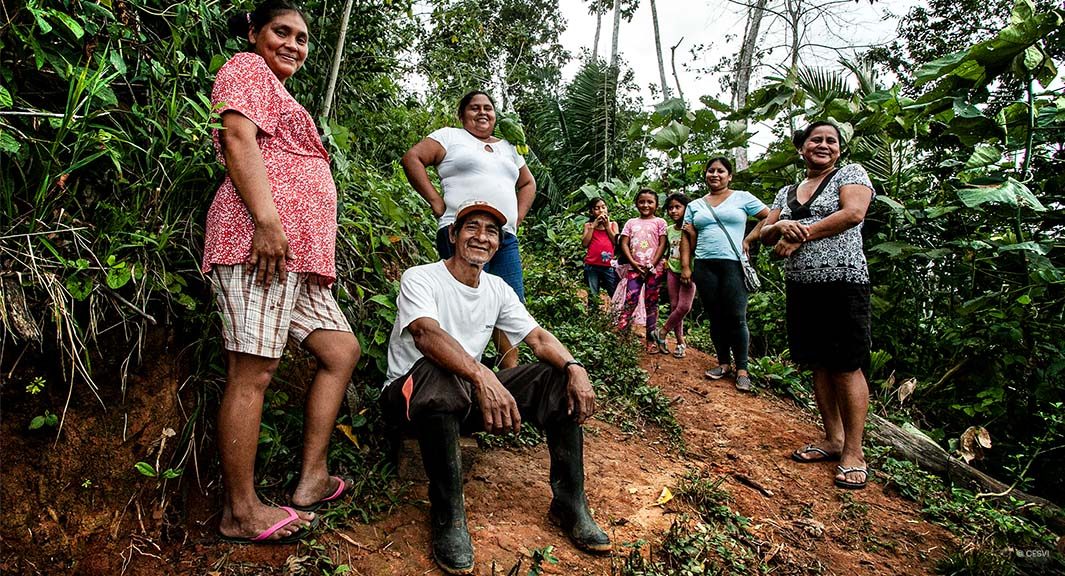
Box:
760;121;876;490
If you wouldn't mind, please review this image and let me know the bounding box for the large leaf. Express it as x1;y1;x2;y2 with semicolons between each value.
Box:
998;241;1050;255
956;178;1046;211
915;51;967;86
699;95;733;113
963;144;1002;170
652;98;688;123
651;120;690;150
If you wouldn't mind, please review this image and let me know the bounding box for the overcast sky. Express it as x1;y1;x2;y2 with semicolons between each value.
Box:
556;0;922;154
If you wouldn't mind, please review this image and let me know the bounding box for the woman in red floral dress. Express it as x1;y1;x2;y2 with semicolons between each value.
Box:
202;0;359;544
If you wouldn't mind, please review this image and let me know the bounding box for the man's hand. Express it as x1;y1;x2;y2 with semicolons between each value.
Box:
565;364;596;424
472;366;521;434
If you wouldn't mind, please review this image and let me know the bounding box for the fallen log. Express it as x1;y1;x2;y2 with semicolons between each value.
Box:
866;413;1064;533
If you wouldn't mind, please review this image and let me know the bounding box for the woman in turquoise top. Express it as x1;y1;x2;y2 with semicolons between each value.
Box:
680;157;769;391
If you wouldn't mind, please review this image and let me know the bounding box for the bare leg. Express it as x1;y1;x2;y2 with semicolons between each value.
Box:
793;368;846;460
291;330;360;507
218;351;314;540
834;369;869;484
494;329;518;370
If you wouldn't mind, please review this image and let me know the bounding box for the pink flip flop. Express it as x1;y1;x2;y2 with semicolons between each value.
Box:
292;476;349;512
219;505;310;545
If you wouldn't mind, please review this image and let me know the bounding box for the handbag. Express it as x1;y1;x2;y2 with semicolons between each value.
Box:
703;199;761;293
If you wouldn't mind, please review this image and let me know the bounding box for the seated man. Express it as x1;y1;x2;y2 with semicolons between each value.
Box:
381;199;612;575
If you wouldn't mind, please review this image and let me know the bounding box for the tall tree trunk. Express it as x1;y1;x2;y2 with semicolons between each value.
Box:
731;0;768;170
649;0;669;99
787;0;801;73
609;0;622;68
592;7;603;62
320;0;354;119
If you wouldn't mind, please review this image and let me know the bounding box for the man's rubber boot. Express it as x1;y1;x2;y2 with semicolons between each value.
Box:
546;423;612;554
418;413;474;575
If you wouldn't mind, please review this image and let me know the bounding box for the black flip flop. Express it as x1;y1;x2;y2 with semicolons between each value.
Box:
834;465;869;490
790;444;841;463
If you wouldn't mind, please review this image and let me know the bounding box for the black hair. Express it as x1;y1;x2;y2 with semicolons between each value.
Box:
457;91;496;118
664;192;690;208
633;188;658;208
704;156;734;176
585;197;607;221
792;120;844;148
226;0;307;40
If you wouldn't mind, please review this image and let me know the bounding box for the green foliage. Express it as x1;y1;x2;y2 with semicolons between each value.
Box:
133;461;182;479
418;0;567;107
25;377;45;395
28;410;59;431
877;456;1060;551
526;545;559;575
747;353;813;409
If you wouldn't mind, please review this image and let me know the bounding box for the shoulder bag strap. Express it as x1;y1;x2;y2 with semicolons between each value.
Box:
704;199;745;262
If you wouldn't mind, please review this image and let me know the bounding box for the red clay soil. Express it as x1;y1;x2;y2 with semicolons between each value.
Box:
2;344;954;575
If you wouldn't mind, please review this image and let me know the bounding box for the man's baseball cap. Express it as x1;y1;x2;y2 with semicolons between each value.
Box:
454;199;507;227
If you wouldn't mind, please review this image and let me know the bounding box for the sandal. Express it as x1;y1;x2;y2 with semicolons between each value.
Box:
790;444;841;463
648;329;669;354
291;475;351;512
834;465;869;490
672;344;686;358
218;506;315;545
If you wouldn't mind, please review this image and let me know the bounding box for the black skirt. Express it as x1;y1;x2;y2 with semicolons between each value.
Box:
785;281;871;372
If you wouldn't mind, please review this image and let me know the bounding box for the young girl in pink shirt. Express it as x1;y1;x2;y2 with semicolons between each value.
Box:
617;189;668;351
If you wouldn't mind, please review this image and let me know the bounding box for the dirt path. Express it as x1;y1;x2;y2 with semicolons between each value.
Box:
2;339;955;575
158;346;953;575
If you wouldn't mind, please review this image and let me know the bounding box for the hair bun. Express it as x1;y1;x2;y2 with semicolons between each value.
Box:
791;129;806;147
226;12;251;38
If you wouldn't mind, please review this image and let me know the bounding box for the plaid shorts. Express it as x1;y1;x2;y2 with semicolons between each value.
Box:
209;264;352;359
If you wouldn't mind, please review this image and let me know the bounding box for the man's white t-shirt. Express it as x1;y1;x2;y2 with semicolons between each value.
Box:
429;127;526;236
384;261;539;385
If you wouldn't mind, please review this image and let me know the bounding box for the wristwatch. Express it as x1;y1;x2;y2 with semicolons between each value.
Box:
563;360;585;371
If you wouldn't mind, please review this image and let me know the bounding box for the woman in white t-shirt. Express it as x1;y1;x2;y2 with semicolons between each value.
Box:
402;91;535;369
